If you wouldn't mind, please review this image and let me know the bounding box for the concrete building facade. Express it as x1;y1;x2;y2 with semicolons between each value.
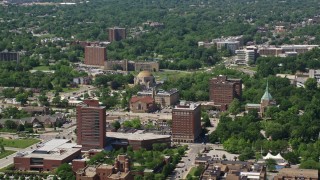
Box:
0;51;20;63
134;61;159;72
108;27;126;42
84;46;106;66
76;100;106;150
172;102;201;143
235;46;257;65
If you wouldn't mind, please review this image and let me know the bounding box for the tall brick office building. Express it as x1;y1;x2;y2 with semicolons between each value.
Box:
84;46;106;66
108;27;126;42
209;75;242;110
172;102;201;143
77;100;106;150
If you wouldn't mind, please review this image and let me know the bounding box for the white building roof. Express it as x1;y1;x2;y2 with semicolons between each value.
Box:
107;131;170;141
37;139;70;152
16;139;81;160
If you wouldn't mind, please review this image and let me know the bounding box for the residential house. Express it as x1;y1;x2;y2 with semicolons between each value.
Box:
130;96;157;113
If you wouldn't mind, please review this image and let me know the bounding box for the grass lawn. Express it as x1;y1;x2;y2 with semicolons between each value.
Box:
0;128;17;133
32;66;50;71
188;167;197;176
186;167;201;179
0;138;40;148
247;66;258;71
0;150;16;159
62;87;80;93
153;70;190;81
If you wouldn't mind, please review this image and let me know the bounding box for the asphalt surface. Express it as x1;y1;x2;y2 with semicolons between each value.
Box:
0;144;37;169
0;119;77;169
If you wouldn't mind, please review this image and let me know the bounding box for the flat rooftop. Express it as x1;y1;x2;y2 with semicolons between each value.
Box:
16;139;81;160
107;131;170;141
36;139;70;152
174;103;200;110
278;168;318;178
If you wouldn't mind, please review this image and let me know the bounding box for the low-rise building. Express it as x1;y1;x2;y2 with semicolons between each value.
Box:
199;35;243;54
235;46;257;65
0;113;66;128
73;77;92;85
76;154;133;180
105;60;159;72
258;45;319;57
14;139;81;171
216;41;240;54
274;168;318;180
196;159;266;180
275;25;286;33
107;131;171;150
134;71;156;89
21;106;50;115
130;96;157;113
134;61;159;72
137;88;179;107
245;82;276;117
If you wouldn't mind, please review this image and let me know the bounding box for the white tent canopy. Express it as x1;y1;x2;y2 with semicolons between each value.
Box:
263;153;284;160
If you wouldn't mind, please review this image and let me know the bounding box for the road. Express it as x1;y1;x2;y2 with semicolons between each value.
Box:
168;143;240;180
0;119;77;169
0;144;38;169
169;143;210;180
40;119;77;142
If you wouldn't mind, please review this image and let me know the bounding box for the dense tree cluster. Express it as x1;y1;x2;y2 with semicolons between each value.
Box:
256;48;320;77
0;60;86;91
161;66;247;101
0;0;319;72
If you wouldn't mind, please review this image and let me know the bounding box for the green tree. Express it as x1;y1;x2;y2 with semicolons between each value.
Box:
15;93;28;105
52;95;61;106
228;99;241;115
134;175;143;180
5;120;17;129
305;78;318;91
111;121;121;130
55;163;75;180
266;159;277;171
194;165;205;176
17;124;25;132
38;92;49;106
300;159;320;170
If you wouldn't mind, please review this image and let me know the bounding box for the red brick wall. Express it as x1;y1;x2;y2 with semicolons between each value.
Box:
209;76;242;107
77;104;106;150
172;105;201;142
84;46;106;66
83;99;100;107
72;160;87;172
14;157;30;171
